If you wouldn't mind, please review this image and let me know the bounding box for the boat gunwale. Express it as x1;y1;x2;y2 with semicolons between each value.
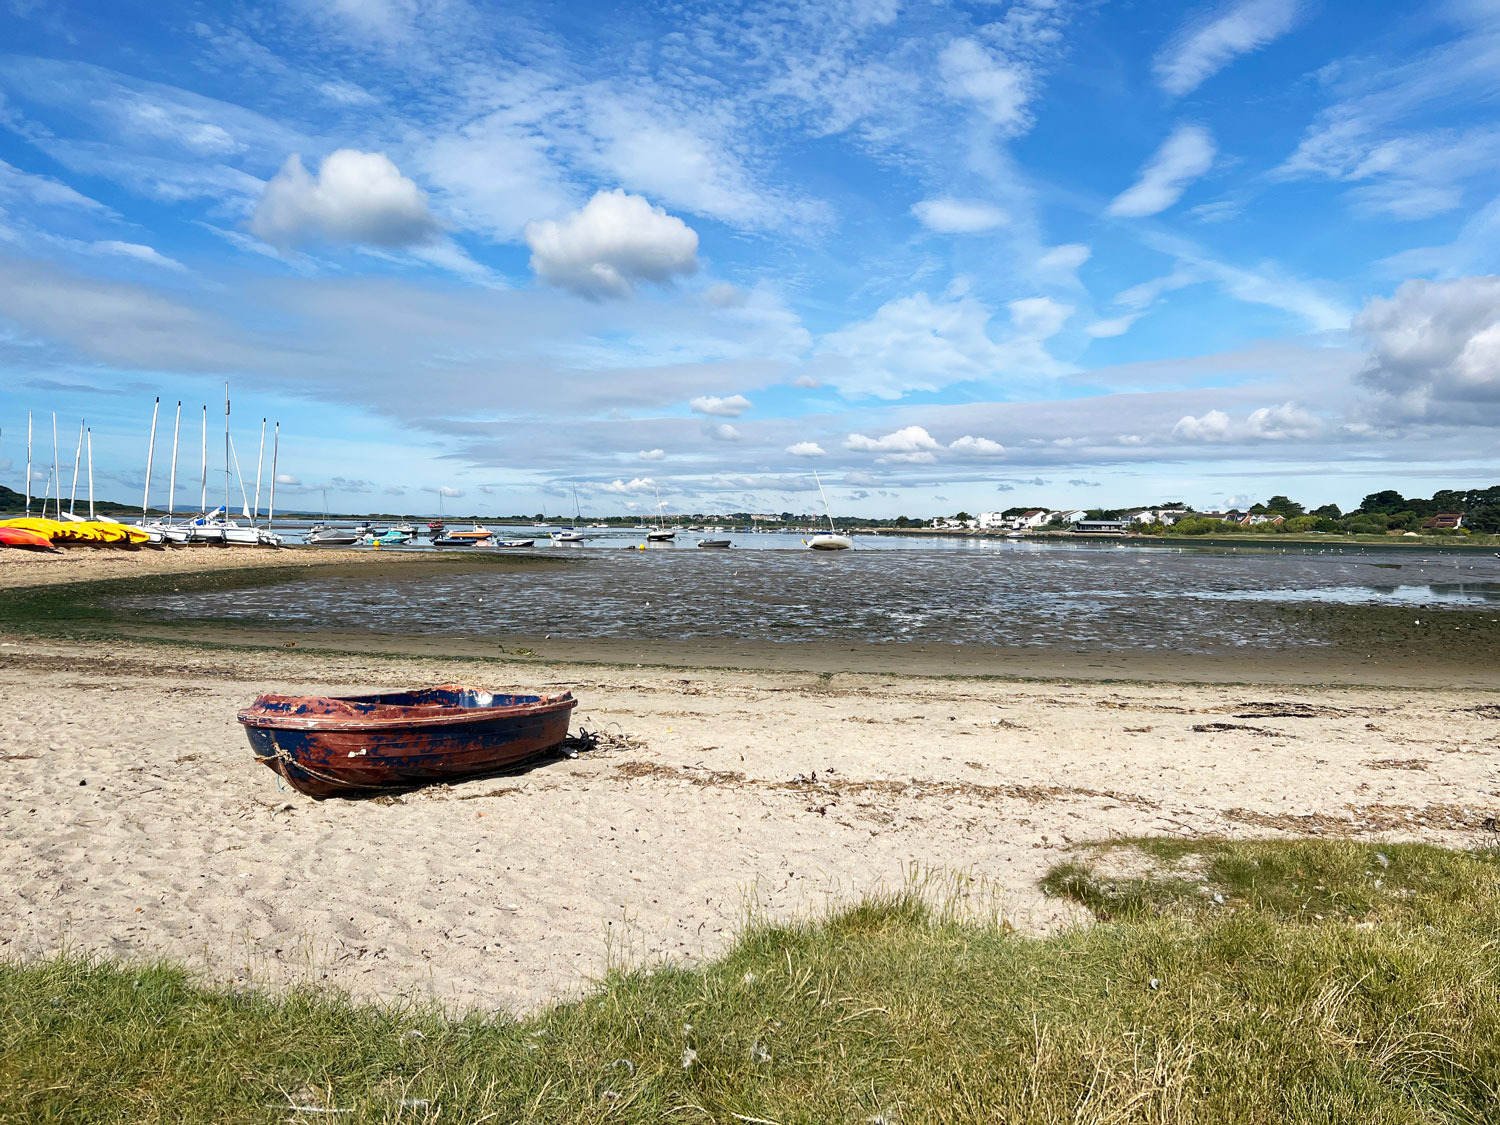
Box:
237;687;576;732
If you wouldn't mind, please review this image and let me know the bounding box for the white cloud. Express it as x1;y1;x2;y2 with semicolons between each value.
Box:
0;159;108;211
1108;126;1217;218
1154;0;1302;97
1245;401;1320;439
947;435;1005;457
911;197;1008;233
844;425;941;454
275;473;300;485
1172;409;1233;441
786;441;826;457
1036;243;1090;279
707;422;740;441
251;149;440;249
814;292;1071;398
524;189;698;300
689;393;752;417
1356;276;1500;418
319;79;378;106
91;240;187;272
939;38;1031;133
600;476;657;494
1085;314;1142;338
637;448;665;460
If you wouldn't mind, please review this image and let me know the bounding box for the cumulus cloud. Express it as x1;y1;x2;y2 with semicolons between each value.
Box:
1356;276;1500;418
600;476;657;494
1154;0;1302;96
251;149;440;249
947;435;1005;457
844;425;941;454
786;441;826;456
1108;125;1217;218
637;448;665;460
707;422;740;441
911;197;1009;233
1172;409;1233;441
1245;401;1321;439
689;393;752;417
275;473;300;485
524;189;699;300
940;38;1031;132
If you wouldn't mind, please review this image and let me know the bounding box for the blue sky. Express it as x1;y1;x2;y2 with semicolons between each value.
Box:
1;0;1498;518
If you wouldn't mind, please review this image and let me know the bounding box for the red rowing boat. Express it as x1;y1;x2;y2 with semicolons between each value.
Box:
237;684;577;798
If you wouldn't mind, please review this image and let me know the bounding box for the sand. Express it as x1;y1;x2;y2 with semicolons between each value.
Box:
2;548;1498;1013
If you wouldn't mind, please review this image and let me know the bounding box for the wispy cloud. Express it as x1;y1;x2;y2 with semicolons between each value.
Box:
1154;0;1302;96
1108;125;1216;218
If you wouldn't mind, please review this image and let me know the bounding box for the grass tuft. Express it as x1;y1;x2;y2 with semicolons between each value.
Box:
6;840;1500;1122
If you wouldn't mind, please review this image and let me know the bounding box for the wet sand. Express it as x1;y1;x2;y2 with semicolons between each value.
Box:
2;549;1498;1012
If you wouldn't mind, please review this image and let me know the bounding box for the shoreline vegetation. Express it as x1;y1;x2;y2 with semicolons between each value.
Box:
6;839;1498;1123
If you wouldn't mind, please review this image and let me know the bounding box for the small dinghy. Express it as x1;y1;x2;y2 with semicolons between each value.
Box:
696;538;731;548
237;684;577;798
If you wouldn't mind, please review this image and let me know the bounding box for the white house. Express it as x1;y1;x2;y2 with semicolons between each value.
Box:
976;511;1008;529
1013;509;1054;529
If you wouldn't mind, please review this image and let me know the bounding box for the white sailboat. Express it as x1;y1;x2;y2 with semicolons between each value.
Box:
647;484;675;541
551;483;586;542
807;470;852;551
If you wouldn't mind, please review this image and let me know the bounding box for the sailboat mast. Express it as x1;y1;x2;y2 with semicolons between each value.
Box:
142;396;160;520
814;469;836;533
24;412;31;517
223;382;230;517
253;418;266;524
228;434;251;517
69;419;83;515
267;422;279;530
166;402;181;522
199;405;207;514
50;413;59;520
86;427;95;520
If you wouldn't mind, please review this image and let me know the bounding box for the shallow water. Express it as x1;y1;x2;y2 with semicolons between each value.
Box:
133;539;1500;653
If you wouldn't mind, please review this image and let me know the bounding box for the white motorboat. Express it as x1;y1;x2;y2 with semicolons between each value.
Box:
551;529;585;543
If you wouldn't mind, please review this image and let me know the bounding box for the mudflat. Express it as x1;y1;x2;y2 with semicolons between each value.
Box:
1;549;1497;1013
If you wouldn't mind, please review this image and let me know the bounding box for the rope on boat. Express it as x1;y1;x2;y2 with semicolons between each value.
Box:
264;738;388;791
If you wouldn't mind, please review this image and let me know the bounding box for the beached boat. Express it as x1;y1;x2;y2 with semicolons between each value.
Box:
492;538;535;548
696;538;731;548
430;533;477;547
237;684;578;798
307;526;359;546
0;526;53;549
807;469;853;551
446;525;496;542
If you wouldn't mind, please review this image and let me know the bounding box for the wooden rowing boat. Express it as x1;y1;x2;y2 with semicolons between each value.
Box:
237;685;577;798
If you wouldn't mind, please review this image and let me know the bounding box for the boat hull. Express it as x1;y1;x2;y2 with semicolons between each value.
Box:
237;686;577;798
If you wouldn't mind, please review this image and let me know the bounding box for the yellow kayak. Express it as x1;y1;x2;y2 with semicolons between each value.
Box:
0;518;149;545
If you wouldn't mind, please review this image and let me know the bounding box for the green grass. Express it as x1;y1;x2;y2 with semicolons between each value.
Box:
5;840;1500;1123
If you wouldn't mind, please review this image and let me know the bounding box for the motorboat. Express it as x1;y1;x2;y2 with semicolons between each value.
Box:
492;538;535;548
445;524;496;542
237;684;577;798
360;529;414;546
551;529;585;543
696;538;731;549
307;526;359;546
430;533;478;547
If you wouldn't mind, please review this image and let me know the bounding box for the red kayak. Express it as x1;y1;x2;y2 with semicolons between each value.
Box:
0;527;54;549
237;684;577;798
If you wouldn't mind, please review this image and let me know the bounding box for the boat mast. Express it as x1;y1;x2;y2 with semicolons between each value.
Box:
267;422;279;530
228;433;251;517
223;382;230;518
199;405;207;515
142;396;159;520
166;402;181;523
69;419;83;515
252;417;265;525
813;469;836;533
24;412;31;517
572;481;582;524
50;412;59;521
86;427;95;520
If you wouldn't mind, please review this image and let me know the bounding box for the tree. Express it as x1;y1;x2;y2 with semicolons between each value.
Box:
1358;490;1407;514
1158;500;1188;510
894;515;911;527
954;511;974;523
1313;503;1342;519
1263;495;1305;517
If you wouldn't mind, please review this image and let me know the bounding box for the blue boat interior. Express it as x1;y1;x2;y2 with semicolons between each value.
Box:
253;688;544;716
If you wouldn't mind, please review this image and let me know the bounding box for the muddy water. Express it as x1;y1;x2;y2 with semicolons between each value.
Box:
130;542;1500;655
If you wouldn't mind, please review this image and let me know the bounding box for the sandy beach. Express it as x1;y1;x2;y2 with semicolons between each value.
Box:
2;548;1498;1013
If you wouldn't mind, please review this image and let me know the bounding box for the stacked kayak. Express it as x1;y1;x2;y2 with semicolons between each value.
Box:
0;527;52;549
0;517;151;547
